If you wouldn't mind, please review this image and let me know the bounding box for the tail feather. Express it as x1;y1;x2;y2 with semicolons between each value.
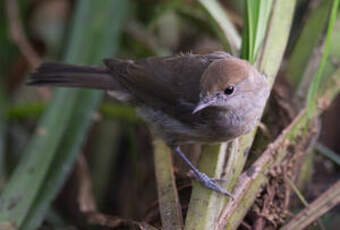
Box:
27;62;123;90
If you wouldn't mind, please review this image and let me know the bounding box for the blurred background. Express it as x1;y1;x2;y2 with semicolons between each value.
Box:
0;0;339;229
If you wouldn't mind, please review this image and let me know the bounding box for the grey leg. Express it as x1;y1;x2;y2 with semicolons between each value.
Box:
174;146;234;198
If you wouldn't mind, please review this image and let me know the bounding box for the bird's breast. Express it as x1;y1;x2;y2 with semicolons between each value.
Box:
136;104;259;145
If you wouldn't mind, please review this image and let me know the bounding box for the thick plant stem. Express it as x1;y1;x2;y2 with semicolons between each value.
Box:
153;138;183;230
217;67;340;230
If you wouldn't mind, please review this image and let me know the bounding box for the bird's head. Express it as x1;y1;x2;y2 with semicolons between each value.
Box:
193;57;269;114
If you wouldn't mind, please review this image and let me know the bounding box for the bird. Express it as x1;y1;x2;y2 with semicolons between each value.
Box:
27;51;270;197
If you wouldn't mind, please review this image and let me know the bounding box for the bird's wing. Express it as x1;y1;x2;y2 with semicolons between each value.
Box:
104;51;231;115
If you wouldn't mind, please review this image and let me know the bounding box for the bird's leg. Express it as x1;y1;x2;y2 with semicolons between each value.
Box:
173;146;234;198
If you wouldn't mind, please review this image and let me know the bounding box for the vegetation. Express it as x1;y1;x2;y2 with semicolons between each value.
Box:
0;0;339;229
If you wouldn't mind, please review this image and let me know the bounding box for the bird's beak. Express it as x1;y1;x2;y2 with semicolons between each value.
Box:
192;97;216;114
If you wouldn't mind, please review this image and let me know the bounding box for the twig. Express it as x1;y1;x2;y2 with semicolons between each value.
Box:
280;180;340;230
6;0;41;68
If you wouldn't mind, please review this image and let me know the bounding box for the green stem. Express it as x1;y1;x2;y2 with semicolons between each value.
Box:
153;137;183;230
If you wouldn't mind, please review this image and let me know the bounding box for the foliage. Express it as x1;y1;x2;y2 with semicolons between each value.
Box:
0;0;339;229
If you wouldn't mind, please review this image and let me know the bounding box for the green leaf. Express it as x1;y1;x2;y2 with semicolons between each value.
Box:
316;143;340;167
198;0;241;56
0;1;129;229
306;0;339;117
287;0;333;87
241;0;273;64
0;90;76;227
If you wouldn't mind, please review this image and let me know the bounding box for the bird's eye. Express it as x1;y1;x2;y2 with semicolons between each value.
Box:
224;86;234;95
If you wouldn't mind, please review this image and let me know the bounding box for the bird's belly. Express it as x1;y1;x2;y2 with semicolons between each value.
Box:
137;107;249;145
137;107;203;144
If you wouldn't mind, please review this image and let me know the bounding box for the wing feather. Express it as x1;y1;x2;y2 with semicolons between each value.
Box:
104;51;231;117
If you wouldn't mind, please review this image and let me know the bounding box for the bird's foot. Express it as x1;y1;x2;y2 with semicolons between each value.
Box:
173;146;233;198
194;171;234;198
188;170;226;183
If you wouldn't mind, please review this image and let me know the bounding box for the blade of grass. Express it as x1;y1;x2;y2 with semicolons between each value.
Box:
325;17;340;79
0;0;129;229
306;0;339;118
22;1;130;229
198;0;241;56
253;1;272;62
287;0;333;88
294;7;340;104
0;89;75;227
257;0;297;85
241;0;273;64
292;15;340;191
22;93;100;230
315;143;340;167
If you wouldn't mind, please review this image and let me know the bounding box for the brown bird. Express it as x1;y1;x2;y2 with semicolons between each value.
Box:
27;51;270;197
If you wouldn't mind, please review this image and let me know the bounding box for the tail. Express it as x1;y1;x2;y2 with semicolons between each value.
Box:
27;62;122;90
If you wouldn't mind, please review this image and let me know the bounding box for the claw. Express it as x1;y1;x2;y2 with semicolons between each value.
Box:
195;172;234;198
210;178;227;183
174;146;234;199
189;170;227;183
